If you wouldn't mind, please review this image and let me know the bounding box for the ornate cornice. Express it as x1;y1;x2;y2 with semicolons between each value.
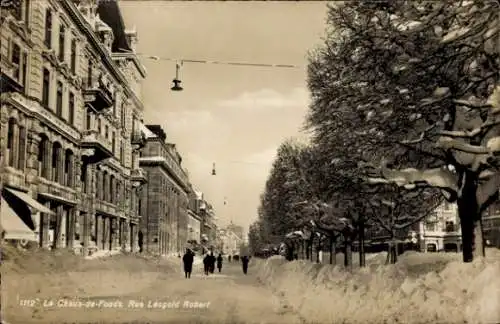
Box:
60;0;144;112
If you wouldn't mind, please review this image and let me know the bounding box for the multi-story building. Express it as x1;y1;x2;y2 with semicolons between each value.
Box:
187;186;202;243
417;202;461;252
226;222;243;241
483;201;500;247
138;125;191;255
0;0;148;254
218;227;242;256
200;199;217;245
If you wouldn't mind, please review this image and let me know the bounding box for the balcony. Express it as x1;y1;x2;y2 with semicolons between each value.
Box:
80;130;113;164
131;130;146;148
130;168;147;186
0;58;23;93
82;79;113;112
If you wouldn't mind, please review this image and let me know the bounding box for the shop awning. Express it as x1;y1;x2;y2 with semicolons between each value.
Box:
4;188;54;215
0;197;37;241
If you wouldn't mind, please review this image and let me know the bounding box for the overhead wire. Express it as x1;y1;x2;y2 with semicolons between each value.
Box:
138;53;304;69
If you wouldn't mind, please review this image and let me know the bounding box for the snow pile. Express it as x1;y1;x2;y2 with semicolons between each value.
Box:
84;249;121;260
256;250;500;324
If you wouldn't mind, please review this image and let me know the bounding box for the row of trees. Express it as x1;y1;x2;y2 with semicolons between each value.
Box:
249;0;499;265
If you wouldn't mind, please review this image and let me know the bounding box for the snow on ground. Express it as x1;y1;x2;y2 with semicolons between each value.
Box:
256;250;500;324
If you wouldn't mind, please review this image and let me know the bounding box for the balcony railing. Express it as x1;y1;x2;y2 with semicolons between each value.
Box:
0;56;23;93
130;168;147;186
131;129;146;148
82;78;113;112
80;130;113;164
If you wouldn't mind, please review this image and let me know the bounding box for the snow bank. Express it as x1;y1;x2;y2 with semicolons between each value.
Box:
256;251;500;324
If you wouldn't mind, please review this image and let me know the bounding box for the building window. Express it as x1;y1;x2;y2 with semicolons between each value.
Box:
120;142;124;163
11;42;21;81
112;132;116;155
44;9;52;48
445;221;455;232
64;149;73;187
24;0;30;24
87;61;93;87
425;222;436;232
22;51;28;92
56;81;63;117
86;108;91;130
38;134;49;178
81;162;88;193
121;102;126;129
68;92;75;125
52;142;62;183
18;126;26;171
7;118;16;168
58;23;65;61
105;125;109;139
97;118;102;134
42;68;50;106
70;38;76;74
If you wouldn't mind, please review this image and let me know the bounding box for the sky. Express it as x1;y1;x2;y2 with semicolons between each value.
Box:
120;0;329;234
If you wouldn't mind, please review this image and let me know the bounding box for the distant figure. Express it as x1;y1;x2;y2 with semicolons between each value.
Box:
209;252;216;274
228;255;232;263
241;256;249;275
138;231;143;253
182;249;194;279
216;254;223;273
203;254;210;275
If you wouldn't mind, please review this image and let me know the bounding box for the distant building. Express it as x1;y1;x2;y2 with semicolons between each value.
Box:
417;202;461;252
483;201;500;247
227;222;244;241
138;125;190;255
187;186;202;243
219;227;243;256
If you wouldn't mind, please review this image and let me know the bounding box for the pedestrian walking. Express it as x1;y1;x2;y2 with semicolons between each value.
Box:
182;249;194;279
209;252;216;274
241;255;249;275
203;254;210;275
216;253;223;273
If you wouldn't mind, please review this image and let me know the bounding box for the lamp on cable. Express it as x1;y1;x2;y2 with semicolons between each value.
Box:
211;162;216;176
171;61;183;91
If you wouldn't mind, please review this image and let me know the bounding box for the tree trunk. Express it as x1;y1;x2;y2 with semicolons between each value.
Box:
309;239;314;261
305;240;310;260
315;236;320;263
359;221;366;267
344;237;353;271
329;235;336;265
386;237;398;265
457;171;485;263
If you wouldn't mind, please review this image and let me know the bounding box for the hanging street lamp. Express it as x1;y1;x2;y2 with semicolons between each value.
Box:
171;62;183;91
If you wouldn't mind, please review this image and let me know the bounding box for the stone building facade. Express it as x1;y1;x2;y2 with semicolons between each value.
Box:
138;125;191;255
0;0;148;254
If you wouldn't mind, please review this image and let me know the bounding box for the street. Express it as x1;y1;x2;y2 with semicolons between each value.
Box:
3;259;304;324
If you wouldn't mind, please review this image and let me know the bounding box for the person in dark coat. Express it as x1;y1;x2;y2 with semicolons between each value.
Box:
216;254;223;273
203;254;210;275
208;252;216;274
228;255;232;263
182;249;194;279
241;255;249;275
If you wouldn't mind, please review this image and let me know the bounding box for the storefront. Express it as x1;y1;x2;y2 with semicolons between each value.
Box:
1;187;54;246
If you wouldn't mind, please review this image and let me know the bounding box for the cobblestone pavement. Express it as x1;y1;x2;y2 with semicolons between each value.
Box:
3;262;304;324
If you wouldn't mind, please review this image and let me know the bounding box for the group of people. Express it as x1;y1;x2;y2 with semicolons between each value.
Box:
181;249;251;278
202;252;224;275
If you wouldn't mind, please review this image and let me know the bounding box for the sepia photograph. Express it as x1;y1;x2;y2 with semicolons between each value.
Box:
0;0;499;323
